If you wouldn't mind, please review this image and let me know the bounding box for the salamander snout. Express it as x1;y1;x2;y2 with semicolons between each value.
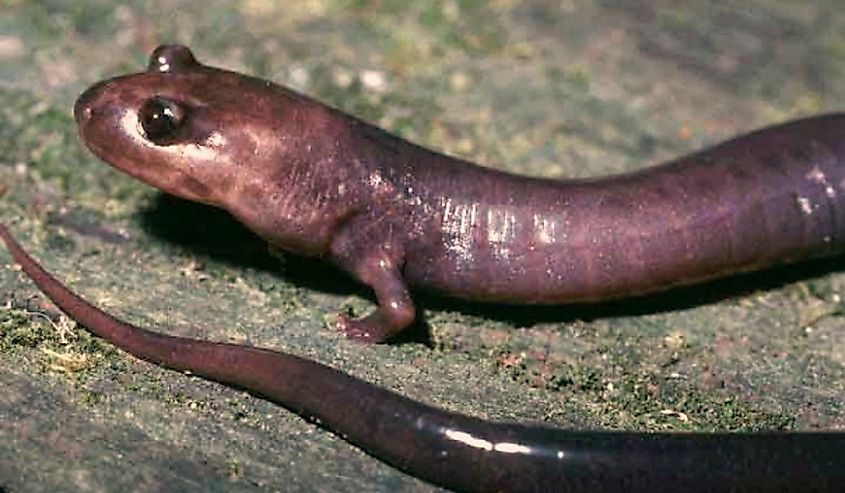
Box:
73;78;110;125
73;90;91;124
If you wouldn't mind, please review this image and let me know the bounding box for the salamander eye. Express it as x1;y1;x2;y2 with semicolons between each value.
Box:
139;97;187;144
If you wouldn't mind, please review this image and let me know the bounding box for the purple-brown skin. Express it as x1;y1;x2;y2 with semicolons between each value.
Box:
4;44;843;490
2;225;844;492
74;46;845;343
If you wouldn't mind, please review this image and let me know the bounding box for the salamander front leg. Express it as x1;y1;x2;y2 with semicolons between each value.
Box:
336;256;416;342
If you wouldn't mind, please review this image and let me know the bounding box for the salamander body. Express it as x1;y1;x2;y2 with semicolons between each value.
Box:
73;45;845;341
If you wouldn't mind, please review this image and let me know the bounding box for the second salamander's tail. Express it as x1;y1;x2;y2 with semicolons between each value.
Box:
2;224;844;493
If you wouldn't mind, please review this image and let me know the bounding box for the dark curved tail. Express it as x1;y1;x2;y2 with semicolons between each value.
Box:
2;224;843;492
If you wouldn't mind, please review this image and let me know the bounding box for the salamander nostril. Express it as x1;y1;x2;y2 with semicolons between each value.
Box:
73;98;91;124
73;78;113;125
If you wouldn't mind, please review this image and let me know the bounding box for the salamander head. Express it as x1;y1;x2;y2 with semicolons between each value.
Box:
74;45;358;252
74;45;318;208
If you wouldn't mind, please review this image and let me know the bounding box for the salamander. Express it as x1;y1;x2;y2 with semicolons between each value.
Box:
2;44;843;491
1;225;842;492
73;45;845;342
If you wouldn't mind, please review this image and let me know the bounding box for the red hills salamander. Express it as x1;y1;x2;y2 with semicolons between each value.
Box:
2;44;844;491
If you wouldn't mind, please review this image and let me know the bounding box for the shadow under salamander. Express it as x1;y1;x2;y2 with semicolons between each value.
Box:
139;193;844;342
